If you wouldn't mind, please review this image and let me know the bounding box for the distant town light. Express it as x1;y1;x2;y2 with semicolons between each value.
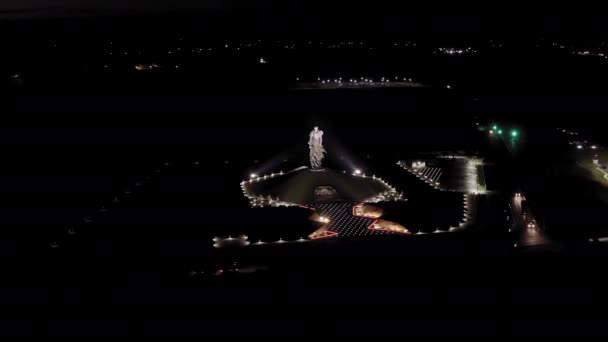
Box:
577;145;583;150
354;169;362;175
250;173;258;179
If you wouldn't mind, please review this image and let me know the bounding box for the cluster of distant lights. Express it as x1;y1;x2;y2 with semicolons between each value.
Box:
569;141;598;150
557;128;598;150
575;50;607;58
558;128;579;136
489;124;519;138
78;39;608;65
312;76;414;85
543;42;608;59
437;47;477;55
104;40;425;56
107;40;423;59
573;143;598;150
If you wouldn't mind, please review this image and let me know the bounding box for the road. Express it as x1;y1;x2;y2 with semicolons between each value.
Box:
511;193;550;247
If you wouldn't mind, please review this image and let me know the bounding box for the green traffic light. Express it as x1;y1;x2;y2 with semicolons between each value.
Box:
511;130;518;137
497;129;503;134
492;125;498;130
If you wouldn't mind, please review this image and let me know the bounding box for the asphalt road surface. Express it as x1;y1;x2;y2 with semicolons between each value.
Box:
512;193;550;247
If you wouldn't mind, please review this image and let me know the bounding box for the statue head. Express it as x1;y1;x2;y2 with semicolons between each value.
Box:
314;126;319;131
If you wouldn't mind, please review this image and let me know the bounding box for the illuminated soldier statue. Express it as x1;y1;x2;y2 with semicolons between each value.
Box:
308;126;326;169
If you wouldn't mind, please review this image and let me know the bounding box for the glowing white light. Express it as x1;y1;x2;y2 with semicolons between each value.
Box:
354;169;362;175
577;145;583;150
250;173;258;179
591;145;598;150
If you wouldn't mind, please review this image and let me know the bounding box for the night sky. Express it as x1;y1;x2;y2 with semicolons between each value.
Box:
1;2;607;38
0;0;271;11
